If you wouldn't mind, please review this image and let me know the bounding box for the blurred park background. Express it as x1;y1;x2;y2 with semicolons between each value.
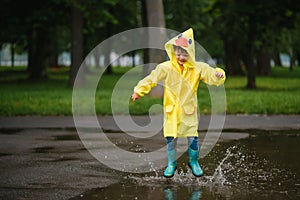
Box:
0;0;300;116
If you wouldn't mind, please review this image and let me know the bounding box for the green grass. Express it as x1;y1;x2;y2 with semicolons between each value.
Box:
223;68;300;114
0;66;299;116
0;66;72;115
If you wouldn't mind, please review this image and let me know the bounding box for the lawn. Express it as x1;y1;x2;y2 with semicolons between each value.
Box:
0;66;299;116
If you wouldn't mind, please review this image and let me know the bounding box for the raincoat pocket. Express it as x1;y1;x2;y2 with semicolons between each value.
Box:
180;105;198;133
165;105;175;113
183;105;195;115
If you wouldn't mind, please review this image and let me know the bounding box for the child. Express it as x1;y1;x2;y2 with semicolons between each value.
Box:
131;28;225;178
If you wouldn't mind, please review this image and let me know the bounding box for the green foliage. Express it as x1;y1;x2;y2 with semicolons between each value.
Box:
0;66;300;116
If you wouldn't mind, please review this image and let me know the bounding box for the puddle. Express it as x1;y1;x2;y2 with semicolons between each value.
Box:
0;128;23;135
70;132;300;200
0;153;13;157
33;146;55;153
53;134;80;141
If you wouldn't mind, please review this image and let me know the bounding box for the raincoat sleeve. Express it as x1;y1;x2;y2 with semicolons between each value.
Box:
198;62;226;86
134;63;168;96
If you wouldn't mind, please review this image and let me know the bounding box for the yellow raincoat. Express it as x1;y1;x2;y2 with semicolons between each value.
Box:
134;28;225;138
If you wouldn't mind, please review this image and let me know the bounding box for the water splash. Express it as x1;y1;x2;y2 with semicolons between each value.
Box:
206;146;235;185
128;144;293;191
149;161;159;177
127;145;247;187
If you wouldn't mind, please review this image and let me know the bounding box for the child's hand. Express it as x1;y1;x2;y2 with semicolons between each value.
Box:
215;71;224;79
131;93;140;102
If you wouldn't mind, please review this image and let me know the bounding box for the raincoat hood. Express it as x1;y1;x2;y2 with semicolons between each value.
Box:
164;28;196;67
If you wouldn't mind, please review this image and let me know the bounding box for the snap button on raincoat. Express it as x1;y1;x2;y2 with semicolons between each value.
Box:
134;28;226;138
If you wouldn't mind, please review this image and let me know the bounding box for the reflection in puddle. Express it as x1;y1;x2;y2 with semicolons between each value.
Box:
33;146;55;153
71;133;300;200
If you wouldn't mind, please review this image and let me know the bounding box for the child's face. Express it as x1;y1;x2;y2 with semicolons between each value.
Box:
175;49;189;65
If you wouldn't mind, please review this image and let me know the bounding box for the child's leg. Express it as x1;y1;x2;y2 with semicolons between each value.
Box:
166;137;178;150
187;136;198;150
187;136;203;177
164;137;178;178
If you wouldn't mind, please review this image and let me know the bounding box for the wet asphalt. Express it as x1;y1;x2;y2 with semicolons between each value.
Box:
0;115;299;200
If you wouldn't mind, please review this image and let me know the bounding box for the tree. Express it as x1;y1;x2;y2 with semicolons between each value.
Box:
144;0;166;64
28;26;53;79
210;0;257;88
68;0;118;85
0;0;32;68
142;0;166;97
72;0;137;76
210;0;300;88
278;13;300;70
68;3;84;87
24;0;69;80
0;0;70;79
0;0;140;82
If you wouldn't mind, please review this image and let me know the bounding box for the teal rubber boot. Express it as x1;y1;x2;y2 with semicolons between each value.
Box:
188;147;203;177
163;149;177;178
164;188;175;200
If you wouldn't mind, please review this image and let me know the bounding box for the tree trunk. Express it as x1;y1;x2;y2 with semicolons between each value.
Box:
144;0;166;98
296;52;300;67
142;0;166;72
94;47;101;69
47;29;58;68
27;29;34;72
243;47;256;89
104;21;112;74
0;47;1;65
28;26;51;80
68;5;84;87
131;50;135;67
272;48;282;66
289;46;296;71
10;43;15;68
244;20;256;89
256;43;271;76
290;54;295;71
244;53;256;89
104;40;112;74
141;0;149;77
223;37;243;75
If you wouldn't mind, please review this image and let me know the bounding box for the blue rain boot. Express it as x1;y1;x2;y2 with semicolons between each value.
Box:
190;189;202;200
163;148;177;178
164;187;175;200
188;147;203;177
